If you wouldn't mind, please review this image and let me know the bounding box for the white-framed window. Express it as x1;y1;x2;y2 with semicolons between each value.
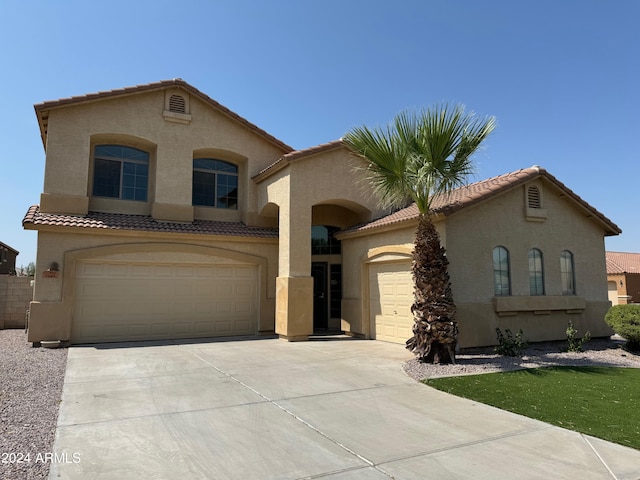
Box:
560;250;576;295
92;145;149;201
192;159;238;209
492;246;511;296
528;248;545;295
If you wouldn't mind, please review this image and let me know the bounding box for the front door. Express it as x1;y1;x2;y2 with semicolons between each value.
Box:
311;262;328;329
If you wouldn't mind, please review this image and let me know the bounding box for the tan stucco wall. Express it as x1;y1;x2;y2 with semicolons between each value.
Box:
255;147;389;340
40;88;288;225
446;179;609;302
339;223;420;338
28;229;278;343
443;179;612;346
340;178;613;348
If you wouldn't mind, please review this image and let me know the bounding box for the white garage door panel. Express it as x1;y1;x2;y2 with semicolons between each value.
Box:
370;262;413;344
73;261;258;343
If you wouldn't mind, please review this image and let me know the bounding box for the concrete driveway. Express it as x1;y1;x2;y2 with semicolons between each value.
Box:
51;336;640;479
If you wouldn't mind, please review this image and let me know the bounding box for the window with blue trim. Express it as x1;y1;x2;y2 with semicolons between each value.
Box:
192;159;238;209
93;145;149;201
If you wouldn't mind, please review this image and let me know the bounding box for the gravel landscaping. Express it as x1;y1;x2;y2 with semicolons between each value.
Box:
1;329;67;480
404;336;640;380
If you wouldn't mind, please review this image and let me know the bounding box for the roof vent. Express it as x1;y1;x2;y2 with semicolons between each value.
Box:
169;94;186;114
527;185;541;209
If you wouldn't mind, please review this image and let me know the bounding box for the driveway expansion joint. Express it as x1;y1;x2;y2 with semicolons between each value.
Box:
183;346;399;477
581;434;620;480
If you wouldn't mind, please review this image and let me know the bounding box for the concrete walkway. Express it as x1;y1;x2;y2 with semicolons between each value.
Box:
50;336;640;479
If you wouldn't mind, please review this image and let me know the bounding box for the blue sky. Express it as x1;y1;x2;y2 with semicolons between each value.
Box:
1;0;638;266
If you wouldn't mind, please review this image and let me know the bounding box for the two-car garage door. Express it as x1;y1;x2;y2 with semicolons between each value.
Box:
72;260;258;344
369;262;413;344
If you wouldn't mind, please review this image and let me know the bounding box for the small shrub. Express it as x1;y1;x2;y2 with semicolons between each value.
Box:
605;305;640;351
566;320;590;352
495;328;528;356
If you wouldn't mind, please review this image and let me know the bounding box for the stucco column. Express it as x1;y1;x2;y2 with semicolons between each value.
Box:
275;201;313;341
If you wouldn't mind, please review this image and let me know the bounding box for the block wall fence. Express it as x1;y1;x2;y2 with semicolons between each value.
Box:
0;276;34;329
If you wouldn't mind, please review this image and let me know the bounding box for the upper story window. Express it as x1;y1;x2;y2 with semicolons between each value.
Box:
560;250;576;295
528;248;545;295
93;145;149;201
192;159;238;209
492;246;511;296
312;226;341;255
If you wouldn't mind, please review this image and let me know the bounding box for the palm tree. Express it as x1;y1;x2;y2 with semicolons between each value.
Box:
344;104;496;364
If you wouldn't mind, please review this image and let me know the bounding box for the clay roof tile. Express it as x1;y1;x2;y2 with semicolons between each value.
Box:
606;252;640;274
339;166;620;237
22;206;278;239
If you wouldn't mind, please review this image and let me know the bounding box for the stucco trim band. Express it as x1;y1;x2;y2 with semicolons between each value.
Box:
493;295;586;315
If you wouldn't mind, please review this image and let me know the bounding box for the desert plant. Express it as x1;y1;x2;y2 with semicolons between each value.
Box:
344;104;496;364
495;328;528;357
605;305;640;351
566;320;590;352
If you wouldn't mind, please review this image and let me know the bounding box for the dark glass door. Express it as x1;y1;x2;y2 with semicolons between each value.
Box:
312;262;328;329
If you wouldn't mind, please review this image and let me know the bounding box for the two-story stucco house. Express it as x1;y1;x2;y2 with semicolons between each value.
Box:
23;79;620;347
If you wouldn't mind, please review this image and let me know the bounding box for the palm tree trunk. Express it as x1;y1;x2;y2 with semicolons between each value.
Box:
405;214;458;364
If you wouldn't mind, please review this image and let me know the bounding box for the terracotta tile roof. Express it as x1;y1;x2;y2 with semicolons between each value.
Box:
34;79;293;153
22;205;278;239
339;166;621;237
253;139;346;182
606;252;640;274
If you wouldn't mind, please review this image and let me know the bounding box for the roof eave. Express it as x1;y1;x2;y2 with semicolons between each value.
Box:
22;220;279;243
253;140;346;183
336;217;419;240
34;79;294;154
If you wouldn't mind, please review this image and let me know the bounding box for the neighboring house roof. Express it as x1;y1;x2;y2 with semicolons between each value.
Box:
339;166;621;238
22;206;278;239
606;252;640;274
0;242;19;254
253;139;346;182
33;79;294;153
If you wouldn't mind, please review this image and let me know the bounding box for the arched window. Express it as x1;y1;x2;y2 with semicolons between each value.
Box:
93;145;149;201
492;246;510;296
527;185;541;208
560;250;576;295
528;248;545;295
192;159;238;209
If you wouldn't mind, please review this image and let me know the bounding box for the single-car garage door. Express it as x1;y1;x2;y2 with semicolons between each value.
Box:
369;262;413;344
73;260;258;343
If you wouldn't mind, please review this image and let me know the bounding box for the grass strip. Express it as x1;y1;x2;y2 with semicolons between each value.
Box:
425;366;640;450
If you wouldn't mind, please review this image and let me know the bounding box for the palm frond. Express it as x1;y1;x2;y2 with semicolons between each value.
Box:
345;103;496;214
343;124;414;209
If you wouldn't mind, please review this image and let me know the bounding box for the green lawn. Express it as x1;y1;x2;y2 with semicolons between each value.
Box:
425;366;640;450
